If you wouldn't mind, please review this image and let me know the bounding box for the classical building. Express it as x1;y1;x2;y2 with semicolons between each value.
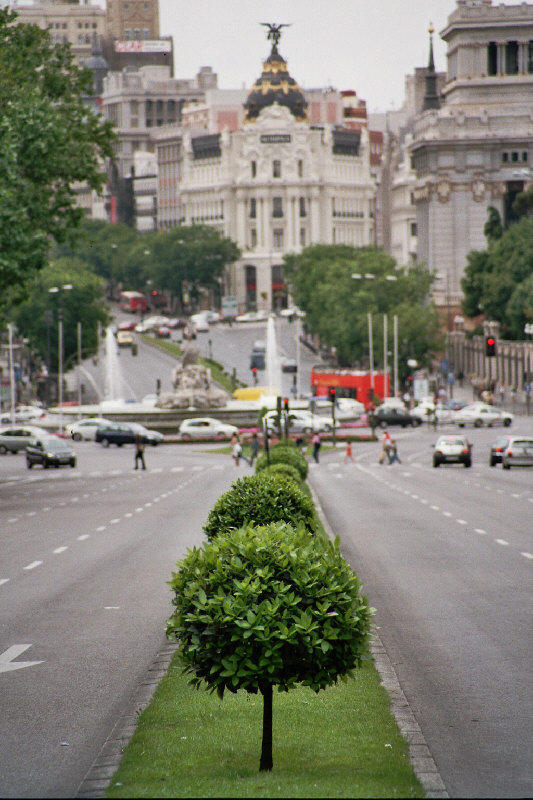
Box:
177;29;375;311
106;0;160;40
12;0;105;66
410;0;533;310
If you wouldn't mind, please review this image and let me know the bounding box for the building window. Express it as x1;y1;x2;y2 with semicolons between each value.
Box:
506;41;519;75
249;198;256;219
125;28;131;40
300;228;306;247
502;152;508;163
144;29;150;39
528;42;533;73
251;160;256;178
272;197;283;218
250;229;257;248
488;42;498;76
273;229;284;249
297;159;303;178
273;160;281;178
410;222;417;237
299;197;306;217
134;28;141;40
523;152;528;162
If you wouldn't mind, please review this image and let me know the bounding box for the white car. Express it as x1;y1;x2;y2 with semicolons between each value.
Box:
66;417;112;441
263;409;331;434
179;417;238;440
0;405;46;424
455;403;513;428
279;306;305;319
235;310;269;323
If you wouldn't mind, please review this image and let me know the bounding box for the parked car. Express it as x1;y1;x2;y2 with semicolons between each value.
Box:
95;422;163;447
116;330;134;347
250;351;266;370
190;313;210;332
155;326;171;339
0;405;46;424
455;403;513;428
489;435;513;467
370;407;422;428
235;310;269;323
0;425;49;454
432;435;472;468
66;417;112;442
26;437;76;469
179;417;239;440
501;436;533;469
117;320;138;331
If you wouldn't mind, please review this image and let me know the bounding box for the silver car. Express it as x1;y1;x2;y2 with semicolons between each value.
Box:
501;436;533;469
0;425;48;454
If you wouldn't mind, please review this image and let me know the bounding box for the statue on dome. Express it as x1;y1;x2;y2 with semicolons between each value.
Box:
260;22;291;48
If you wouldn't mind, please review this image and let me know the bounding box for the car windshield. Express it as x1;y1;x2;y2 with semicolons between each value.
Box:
438;437;465;446
40;438;69;451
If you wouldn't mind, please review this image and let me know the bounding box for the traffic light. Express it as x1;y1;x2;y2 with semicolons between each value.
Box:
252;367;257;385
283;397;289;413
485;336;496;357
328;388;336;403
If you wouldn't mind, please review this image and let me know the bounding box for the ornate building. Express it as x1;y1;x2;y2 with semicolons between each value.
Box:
410;0;533;310
177;28;375;311
106;0;159;40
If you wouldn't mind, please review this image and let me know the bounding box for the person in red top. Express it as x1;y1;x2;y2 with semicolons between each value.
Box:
379;429;391;464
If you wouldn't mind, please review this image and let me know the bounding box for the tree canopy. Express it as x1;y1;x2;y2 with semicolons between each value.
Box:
462;215;533;339
0;9;115;308
283;245;442;372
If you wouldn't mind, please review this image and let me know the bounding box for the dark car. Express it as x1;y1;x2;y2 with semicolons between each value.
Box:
250;351;265;370
371;407;422;428
26;437;76;469
489;435;512;466
95;422;163;447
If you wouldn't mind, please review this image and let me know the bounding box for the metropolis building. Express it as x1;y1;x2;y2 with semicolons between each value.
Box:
176;31;375;311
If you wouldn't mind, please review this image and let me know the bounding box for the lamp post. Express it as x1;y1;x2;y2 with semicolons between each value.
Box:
49;284;73;434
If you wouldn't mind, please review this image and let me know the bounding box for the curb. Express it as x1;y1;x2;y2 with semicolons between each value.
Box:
309;482;449;799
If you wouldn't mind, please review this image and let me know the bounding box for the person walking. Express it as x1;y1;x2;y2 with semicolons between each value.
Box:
231;433;242;466
388;438;402;465
311;431;321;463
134;432;146;471
379;429;391;464
248;432;260;466
344;440;354;463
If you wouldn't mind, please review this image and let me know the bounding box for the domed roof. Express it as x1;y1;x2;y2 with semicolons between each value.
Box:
244;43;308;123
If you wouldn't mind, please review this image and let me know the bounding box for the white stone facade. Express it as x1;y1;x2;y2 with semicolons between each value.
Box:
410;0;533;307
178;104;375;311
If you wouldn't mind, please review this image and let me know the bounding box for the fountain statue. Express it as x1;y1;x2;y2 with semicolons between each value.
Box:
156;343;228;410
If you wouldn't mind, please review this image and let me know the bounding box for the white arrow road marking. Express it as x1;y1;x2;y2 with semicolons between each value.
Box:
0;645;44;674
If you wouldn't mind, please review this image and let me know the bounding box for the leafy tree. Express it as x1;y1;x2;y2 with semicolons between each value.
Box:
167;522;373;771
203;474;316;541
11;259;109;373
255;442;309;480
483;206;503;242
284;245;442;372
0;10;115;309
512;186;533;221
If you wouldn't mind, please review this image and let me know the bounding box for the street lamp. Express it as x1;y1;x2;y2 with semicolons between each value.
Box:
48;284;73;434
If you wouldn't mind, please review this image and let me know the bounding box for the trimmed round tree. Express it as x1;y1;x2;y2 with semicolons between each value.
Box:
203;473;316;541
255;443;309;480
261;462;302;484
167;522;373;771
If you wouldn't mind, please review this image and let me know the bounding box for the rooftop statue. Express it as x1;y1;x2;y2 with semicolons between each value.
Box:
260;22;291;48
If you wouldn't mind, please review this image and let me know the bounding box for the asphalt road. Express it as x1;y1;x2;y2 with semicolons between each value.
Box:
0;442;243;798
309;424;533;798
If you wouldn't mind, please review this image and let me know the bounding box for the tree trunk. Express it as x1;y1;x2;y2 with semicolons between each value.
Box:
259;684;273;771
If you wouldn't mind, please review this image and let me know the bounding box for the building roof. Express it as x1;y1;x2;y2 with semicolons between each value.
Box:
243;42;308;123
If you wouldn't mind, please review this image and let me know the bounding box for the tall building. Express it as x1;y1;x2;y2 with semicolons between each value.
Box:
177;29;375;311
410;0;533;311
106;0;159;40
12;0;106;65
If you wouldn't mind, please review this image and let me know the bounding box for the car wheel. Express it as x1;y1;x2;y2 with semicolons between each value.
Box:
0;445;7;455
323;424;332;432
489;458;496;467
303;427;312;434
44;462;49;469
151;441;158;447
464;459;472;468
379;420;388;429
474;419;483;428
71;459;76;468
458;423;464;428
433;460;440;468
72;433;82;442
503;418;512;427
502;462;511;470
27;459;33;469
101;438;110;448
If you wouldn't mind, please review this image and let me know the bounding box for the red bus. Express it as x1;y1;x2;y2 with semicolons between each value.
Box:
310;366;390;408
119;291;147;313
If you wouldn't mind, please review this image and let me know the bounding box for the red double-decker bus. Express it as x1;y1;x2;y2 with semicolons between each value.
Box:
119;291;147;313
310;366;390;408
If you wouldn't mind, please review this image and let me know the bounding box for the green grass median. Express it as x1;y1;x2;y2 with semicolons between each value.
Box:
106;656;423;799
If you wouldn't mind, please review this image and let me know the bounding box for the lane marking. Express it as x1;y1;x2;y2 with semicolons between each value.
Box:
495;539;509;546
0;645;44;674
0;579;10;587
521;552;533;560
24;561;42;571
78;534;90;541
104;606;120;610
109;518;120;525
456;519;467;525
443;511;452;517
8;518;18;523
474;528;487;535
430;505;439;511
53;547;68;554
96;526;106;532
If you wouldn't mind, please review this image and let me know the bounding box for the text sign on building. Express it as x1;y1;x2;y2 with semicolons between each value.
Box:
260;134;291;144
115;40;172;54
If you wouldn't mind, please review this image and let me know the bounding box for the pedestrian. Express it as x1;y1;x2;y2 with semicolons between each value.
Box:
248;432;260;466
231;433;242;466
344;440;354;463
311;431;321;463
388;439;402;465
134;432;146;471
379;429;391;464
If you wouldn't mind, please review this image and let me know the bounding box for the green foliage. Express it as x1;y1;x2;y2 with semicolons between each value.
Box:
203;474;316;541
261;463;302;485
11;258;109;371
483;206;503;241
167;522;373;697
255;443;309;480
462;216;533;337
283;244;441;373
0;10;115;307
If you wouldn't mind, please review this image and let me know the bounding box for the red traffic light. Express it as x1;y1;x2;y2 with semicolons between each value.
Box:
487;337;495;346
283;397;289;412
486;336;496;356
328;388;336;402
252;367;257;374
152;290;157;297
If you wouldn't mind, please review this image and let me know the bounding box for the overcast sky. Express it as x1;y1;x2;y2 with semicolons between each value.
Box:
157;0;459;112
